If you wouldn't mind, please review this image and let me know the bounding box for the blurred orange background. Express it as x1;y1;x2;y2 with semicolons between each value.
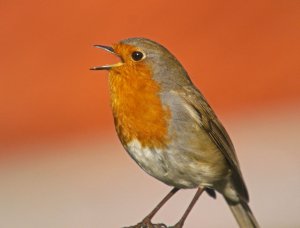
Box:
0;0;299;227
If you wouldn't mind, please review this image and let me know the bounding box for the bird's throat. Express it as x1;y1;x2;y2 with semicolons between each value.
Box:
108;65;170;149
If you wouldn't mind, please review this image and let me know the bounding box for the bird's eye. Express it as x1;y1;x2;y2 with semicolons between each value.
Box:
131;51;144;61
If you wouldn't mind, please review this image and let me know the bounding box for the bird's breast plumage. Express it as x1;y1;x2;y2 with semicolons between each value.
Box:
108;54;171;149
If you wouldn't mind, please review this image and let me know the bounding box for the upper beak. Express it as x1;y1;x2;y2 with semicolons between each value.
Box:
90;45;123;70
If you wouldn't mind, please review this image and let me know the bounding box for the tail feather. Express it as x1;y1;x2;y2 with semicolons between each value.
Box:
225;198;260;228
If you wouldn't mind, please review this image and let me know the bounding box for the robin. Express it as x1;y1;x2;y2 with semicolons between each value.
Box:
91;38;260;228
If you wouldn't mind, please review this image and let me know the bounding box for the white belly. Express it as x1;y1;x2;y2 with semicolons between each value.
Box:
124;139;204;188
125;139;168;180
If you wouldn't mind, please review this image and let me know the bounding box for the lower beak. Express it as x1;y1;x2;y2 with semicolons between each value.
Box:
90;45;123;70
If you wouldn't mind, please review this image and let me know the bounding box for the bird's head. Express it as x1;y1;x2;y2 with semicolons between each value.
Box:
91;37;192;89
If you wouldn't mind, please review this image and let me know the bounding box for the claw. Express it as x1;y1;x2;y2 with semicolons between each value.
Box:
123;222;168;228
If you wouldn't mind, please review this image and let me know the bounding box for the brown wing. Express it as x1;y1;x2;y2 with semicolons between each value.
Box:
179;86;249;202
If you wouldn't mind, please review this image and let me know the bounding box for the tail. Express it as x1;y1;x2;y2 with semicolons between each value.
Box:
225;198;260;228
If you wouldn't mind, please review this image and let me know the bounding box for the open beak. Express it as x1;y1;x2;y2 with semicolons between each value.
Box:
90;45;123;70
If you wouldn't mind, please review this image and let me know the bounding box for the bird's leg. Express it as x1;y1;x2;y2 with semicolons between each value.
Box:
142;187;179;224
124;187;179;228
171;187;204;228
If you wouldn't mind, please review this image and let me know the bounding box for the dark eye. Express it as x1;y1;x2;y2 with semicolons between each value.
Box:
131;51;144;61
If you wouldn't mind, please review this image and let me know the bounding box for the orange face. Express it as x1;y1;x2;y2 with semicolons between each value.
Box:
107;43;170;149
113;43;145;66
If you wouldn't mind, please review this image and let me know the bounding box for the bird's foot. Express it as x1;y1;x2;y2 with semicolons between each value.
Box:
123;219;168;228
123;222;186;228
167;221;184;228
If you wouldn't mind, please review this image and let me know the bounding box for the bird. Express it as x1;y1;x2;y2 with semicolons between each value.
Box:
91;37;260;228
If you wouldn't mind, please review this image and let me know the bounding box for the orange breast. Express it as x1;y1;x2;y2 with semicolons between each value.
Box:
108;46;170;149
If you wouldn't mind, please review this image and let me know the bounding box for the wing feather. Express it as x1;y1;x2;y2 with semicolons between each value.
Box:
177;86;249;202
